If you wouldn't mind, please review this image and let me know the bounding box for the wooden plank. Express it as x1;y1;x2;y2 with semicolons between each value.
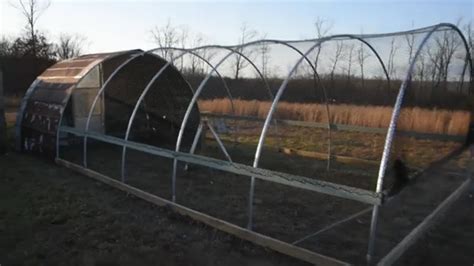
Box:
280;147;379;166
0;69;5;154
201;112;465;142
60;126;382;205
55;158;350;266
0;69;3;111
377;178;472;266
206;139;377;178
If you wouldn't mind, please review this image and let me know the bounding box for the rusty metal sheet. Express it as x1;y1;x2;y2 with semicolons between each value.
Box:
21;100;62;155
37;77;78;83
51;60;98;69
17;50;144;156
30;87;73;104
21;127;57;154
42;68;84;78
30;80;73;91
24;101;62;118
28;80;75;104
22;115;59;134
22;110;60;134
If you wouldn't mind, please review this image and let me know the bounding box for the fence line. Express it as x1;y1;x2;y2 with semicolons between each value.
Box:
202;112;466;142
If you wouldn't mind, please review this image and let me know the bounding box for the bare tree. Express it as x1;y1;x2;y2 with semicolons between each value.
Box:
187;33;215;76
405;33;416;65
345;43;355;83
150;19;179;62
177;25;189;71
188;34;205;75
436;30;461;86
415;49;426;88
0;37;13;56
464;21;473;60
10;0;51;57
405;21;416;65
426;27;462;89
463;21;473;94
357;41;370;89
259;33;271;78
55;33;86;60
314;17;333;71
329;41;345;85
426;43;441;85
232;23;257;80
150;20;214;75
387;37;399;78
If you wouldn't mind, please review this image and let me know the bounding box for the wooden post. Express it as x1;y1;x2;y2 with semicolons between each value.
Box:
0;67;6;154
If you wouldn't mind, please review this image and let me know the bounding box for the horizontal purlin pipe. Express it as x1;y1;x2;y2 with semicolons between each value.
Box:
59;126;382;205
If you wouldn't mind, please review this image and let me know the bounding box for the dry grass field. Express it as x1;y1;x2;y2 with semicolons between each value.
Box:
6;96;471;135
199;99;471;136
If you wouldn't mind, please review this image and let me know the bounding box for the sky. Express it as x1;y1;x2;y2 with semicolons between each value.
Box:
0;0;473;54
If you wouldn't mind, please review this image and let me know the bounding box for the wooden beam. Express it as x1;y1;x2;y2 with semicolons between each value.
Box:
0;69;3;111
0;69;5;154
377;178;472;266
60;126;382;205
279;147;379;166
56;158;350;266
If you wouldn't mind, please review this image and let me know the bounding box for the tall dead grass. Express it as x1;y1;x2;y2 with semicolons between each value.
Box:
199;98;470;136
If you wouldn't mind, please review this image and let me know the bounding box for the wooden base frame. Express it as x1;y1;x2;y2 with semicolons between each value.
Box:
56;158;350;266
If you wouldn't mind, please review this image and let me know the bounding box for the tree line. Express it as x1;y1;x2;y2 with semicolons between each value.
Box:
0;0;86;60
0;1;472;111
171;18;473;110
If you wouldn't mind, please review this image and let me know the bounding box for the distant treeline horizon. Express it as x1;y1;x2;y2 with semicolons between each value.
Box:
183;73;473;111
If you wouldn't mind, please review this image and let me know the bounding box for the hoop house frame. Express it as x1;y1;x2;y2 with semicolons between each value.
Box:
16;23;473;265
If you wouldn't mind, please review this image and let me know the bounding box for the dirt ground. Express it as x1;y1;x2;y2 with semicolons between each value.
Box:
1;147;473;265
61;141;371;250
2;113;473;265
0;153;309;266
398;191;474;266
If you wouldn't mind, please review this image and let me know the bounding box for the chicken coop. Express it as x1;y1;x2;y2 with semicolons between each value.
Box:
16;50;200;155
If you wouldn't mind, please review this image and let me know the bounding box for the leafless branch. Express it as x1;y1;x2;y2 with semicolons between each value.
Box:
232;23;257;80
55;33;87;60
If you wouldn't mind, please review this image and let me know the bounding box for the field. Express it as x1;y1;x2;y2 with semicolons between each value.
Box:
196;117;463;174
199;99;471;136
